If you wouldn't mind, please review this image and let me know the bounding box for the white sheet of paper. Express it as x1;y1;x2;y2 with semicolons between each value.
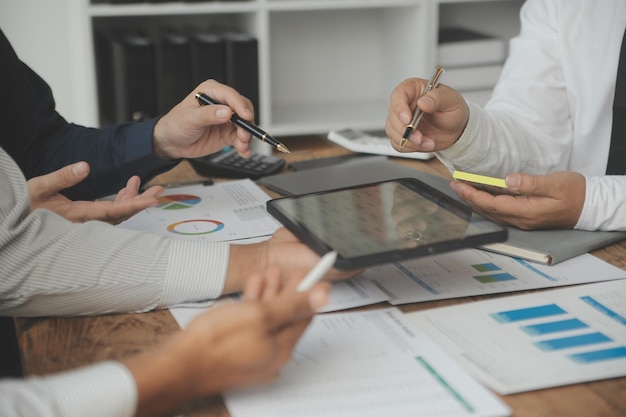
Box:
362;249;626;305
224;308;510;417
118;179;281;242
169;275;390;329
405;279;626;394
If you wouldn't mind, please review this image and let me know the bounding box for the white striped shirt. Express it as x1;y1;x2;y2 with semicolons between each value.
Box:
0;146;231;416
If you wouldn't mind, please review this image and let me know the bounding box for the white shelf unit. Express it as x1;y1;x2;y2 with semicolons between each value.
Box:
0;0;522;137
434;0;524;106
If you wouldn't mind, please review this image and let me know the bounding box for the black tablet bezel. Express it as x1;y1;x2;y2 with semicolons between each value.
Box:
266;178;508;270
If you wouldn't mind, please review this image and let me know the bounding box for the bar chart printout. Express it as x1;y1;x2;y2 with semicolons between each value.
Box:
223;308;510;417
362;248;626;305
404;280;626;394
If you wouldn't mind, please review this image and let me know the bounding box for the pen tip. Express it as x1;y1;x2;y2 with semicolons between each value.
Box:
277;143;291;154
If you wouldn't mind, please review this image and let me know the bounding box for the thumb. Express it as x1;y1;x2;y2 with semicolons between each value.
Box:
35;162;90;195
505;173;549;197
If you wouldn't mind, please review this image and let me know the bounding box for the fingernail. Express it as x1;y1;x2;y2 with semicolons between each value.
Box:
216;107;230;119
418;95;434;107
72;162;88;177
506;174;521;189
400;112;411;124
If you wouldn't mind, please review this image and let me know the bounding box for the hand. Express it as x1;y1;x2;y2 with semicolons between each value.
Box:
27;161;164;225
152;79;255;160
385;77;470;153
123;268;331;417
449;171;586;230
223;227;358;294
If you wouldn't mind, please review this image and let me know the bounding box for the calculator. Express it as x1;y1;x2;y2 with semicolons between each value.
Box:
188;146;286;179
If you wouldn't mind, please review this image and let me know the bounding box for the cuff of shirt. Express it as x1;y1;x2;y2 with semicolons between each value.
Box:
576;175;626;231
161;240;230;307
120;119;159;161
50;361;136;417
436;102;491;172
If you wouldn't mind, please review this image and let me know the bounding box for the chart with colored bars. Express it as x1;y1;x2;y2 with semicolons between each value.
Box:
491;300;626;365
404;279;626;394
361;248;626;305
471;262;516;283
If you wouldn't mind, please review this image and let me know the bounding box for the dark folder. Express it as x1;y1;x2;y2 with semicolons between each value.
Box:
188;27;227;88
110;31;158;123
157;29;192;115
223;31;260;120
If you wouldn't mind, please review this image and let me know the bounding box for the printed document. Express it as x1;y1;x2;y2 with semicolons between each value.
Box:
361;249;626;305
118;179;281;242
405;279;626;394
224;308;510;417
170;275;389;327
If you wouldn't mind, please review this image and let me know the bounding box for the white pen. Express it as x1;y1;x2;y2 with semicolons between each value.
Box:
296;251;338;292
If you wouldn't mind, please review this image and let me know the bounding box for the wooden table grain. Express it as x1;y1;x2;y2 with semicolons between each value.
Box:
15;135;626;417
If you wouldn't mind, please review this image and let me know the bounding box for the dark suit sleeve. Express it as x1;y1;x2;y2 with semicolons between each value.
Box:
0;28;178;200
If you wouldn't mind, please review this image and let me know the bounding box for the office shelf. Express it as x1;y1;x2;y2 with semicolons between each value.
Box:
1;0;523;138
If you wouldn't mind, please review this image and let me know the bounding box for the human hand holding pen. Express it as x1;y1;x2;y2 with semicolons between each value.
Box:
151;79;258;160
196;93;290;154
400;66;445;149
385;69;470;153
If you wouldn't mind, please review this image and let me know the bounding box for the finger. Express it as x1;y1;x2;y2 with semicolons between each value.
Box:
387;79;426;147
268;285;331;364
261;282;331;332
115;176;140;201
30;162;90;195
233;127;253;158
140;185;165;199
505;173;556;198
243;267;284;302
262;267;284;302
198;79;255;122
90;196;160;225
243;273;264;302
125;176;142;198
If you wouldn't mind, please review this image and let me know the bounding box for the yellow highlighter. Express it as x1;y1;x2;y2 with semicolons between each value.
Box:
452;170;519;196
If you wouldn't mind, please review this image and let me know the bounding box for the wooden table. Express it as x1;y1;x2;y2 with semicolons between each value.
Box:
15;135;626;417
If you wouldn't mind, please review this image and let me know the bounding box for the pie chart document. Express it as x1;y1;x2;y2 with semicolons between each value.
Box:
118;179;281;242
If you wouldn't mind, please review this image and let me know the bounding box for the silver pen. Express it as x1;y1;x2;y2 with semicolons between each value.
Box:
400;66;445;149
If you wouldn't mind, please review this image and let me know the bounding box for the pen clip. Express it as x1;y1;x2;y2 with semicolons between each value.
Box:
424;66;445;94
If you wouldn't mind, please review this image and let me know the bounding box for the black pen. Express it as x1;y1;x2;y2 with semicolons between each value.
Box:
195;92;290;154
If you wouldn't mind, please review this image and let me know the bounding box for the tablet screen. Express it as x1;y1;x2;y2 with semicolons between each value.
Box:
266;178;507;269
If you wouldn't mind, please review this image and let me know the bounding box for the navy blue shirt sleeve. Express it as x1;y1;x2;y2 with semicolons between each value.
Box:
0;28;179;200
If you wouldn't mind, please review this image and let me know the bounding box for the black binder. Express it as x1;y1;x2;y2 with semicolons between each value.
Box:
157;29;192;115
110;31;158;123
94;29;116;126
188;27;227;88
223;31;260;120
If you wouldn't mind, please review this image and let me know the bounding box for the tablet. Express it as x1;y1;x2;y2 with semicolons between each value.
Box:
266;178;508;270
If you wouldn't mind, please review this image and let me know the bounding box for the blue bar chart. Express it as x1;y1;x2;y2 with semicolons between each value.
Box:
404;280;626;394
491;299;626;365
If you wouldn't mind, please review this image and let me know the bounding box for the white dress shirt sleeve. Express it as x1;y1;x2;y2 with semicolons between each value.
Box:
0;361;136;417
435;0;626;231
